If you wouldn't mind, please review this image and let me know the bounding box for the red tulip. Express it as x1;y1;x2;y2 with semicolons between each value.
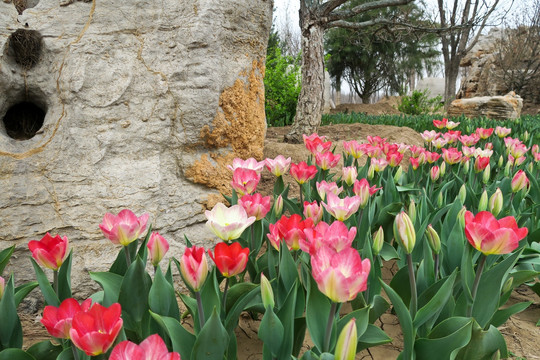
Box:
464;211;528;255
238;193;272;221
110;334;180;360
301;221;356;255
70;303;123;356
474;156;490;173
267;214;313;251
433;118;447;129
303;133;332;155
180;246;208;291
99;209;149;246
28;233;69;270
231;168;260;196
475;127;494;139
208;242;249;278
386;150;403;167
290;161;318;185
41;298;92;339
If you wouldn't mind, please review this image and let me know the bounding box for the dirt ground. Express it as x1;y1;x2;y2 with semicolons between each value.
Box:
20;113;540;359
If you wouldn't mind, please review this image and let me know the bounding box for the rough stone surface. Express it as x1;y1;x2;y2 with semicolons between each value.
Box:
415;77;445;98
448;92;523;120
0;0;272;297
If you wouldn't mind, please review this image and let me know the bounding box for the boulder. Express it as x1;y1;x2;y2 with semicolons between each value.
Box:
447;92;523;120
0;0;272;300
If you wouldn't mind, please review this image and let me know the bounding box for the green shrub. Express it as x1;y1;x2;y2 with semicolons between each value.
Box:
398;89;443;115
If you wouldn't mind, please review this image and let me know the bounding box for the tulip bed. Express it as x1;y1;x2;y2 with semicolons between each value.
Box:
0;117;539;360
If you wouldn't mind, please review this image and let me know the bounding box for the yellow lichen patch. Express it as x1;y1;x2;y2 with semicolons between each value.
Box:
186;59;267;193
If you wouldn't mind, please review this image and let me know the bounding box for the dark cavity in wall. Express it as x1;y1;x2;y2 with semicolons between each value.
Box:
2;102;46;140
7;29;43;69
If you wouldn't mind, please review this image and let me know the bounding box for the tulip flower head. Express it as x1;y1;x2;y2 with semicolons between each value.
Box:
425;225;441;254
343;140;366;159
290;161;318;184
372;226;384;256
322;192;361;222
28;233;69;271
147;232;169;267
489;188;503;217
41;298;92;339
260;273;275;309
238;193;272;221
353;178;381;208
474;156;490;173
208;242;249;278
464;211;528;255
446;120;460;129
441;148;463;165
511;170;529;193
421;130;440;143
227;157;265;174
231;168;260;196
371;157;388;172
433;118;448;129
475;127;494;139
180;246;208;292
342;166;358;186
264;155;291;177
99;209;149;247
303;200;324;225
393;212;416;254
303;133;332;155
205;202;256;241
316;180;343;201
110;334;180;360
315;151;341;170
301;221;356;255
311;247;370;303
267;214;313;251
459;133;480;147
386;150;404;167
335;318;357;360
430;165;440;182
70;302;123;356
495;126;511;138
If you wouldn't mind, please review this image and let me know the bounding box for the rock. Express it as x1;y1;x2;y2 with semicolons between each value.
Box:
0;0;272;295
415;77;445;98
447;92;523;120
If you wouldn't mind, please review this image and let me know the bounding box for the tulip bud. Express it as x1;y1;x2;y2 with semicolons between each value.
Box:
511;170;529;193
335;318;357;360
373;226;384;256
498;155;503;168
478;190;488;212
367;164;375;180
425;224;441;254
458;206;467;229
274;195;283;218
502;277;513;294
527;162;533;173
440;161;446;177
393;212;416;254
342;166;358;186
522;131;529;142
482;164;490;184
393;166;403;183
458;184;467;204
0;276;4;300
437;192;443;208
463;158;470;173
408;200;416;224
489;188;503;217
504;161;511;176
430;166;440;182
147;232;169;267
260;273;275;309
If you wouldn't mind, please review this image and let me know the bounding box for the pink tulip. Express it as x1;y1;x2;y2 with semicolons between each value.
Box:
316;180;343;201
180;246;208;292
459;133;480;147
341;166;358;186
425;151;440;163
264;155;291;177
441;148;463;165
147;232;169;267
290;161;318;184
238;193;271;221
28;233;69;271
461;146;475;158
231;168;260;196
443;131;461;144
474;156;490;173
465;211;528;255
322;192;361;222
430;166;440;181
409;157;420;170
432;137;448;149
343;140;366;159
367;135;387;146
267;214;313;251
495;126;511;138
504;137;521;149
205;203;256;241
386;150;403;167
99;209;149;247
227;157;265;174
41;298;92;339
475;127;494;140
531;144;539;156
303;200;324;225
303;133;332;155
446;120;460;129
409;145;425;158
110;334;180;360
365;144;383;158
371;157;388;172
421;130;440;143
511;170;529;193
433;118;447;129
311;246;370;303
315;151;341;170
301;221;356;255
509;143;528;159
353;178;381;208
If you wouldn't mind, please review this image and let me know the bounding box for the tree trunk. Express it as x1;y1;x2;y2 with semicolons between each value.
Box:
284;19;325;144
444;59;460;110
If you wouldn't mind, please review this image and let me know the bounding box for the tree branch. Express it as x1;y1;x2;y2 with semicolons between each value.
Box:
319;0;349;17
327;0;414;22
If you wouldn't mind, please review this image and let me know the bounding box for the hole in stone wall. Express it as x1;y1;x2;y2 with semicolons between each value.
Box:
7;29;43;69
2;102;46;140
13;0;40;14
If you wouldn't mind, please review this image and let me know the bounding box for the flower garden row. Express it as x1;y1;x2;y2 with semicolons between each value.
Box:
0;117;539;359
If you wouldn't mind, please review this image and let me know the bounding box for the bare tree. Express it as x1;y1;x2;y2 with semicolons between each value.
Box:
436;0;507;107
284;0;415;143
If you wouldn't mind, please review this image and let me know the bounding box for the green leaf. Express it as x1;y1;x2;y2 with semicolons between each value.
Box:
57;250;72;301
381;280;415;360
277;246;298;307
150;311;195;360
118;256;152;336
369;295;390;324
30;258;59;307
357;324;392;352
0;276;23;350
14;282;38;307
26;340;63;360
415;317;473;360
89;271;123;306
490;301;531;328
0;246;14;276
276;281;299;358
306;277;332;353
149;267;180;319
191;308;229;360
224;284;260;333
456;322;508;359
199;270;221;331
414;270;457;329
337;307;370;338
258;307;285;357
0;349;35;360
109;241;139;276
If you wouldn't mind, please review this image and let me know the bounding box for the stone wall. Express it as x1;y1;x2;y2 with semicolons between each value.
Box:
0;0;272;298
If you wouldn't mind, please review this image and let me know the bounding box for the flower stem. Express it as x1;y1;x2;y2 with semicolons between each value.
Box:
434;253;440;281
222;277;230;314
406;254;417;319
323;302;337;353
467;254;487;317
124;246;131;268
250;225;255;252
195;291;206;329
53;270;58;296
71;343;80;360
299;183;304;211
